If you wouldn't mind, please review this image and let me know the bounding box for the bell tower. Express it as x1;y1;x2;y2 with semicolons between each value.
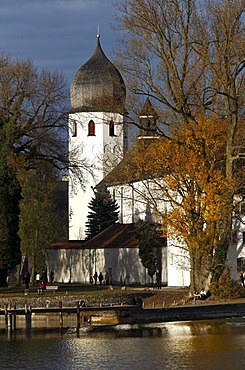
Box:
68;35;126;240
138;97;158;138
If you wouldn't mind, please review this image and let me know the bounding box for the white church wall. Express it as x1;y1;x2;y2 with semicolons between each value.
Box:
46;246;154;285
108;181;191;287
68;111;124;240
227;213;245;280
166;241;190;287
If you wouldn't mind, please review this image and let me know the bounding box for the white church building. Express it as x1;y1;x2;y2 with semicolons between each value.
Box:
46;35;245;286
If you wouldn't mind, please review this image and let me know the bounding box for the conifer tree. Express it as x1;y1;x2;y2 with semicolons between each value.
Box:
135;220;162;278
85;185;119;239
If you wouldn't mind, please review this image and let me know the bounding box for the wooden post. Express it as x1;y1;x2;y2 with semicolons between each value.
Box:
9;304;13;335
13;303;17;332
5;304;8;330
59;301;63;332
25;304;32;336
76;301;80;335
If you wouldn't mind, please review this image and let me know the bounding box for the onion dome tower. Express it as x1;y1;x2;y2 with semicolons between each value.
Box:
68;34;127;240
70;34;126;114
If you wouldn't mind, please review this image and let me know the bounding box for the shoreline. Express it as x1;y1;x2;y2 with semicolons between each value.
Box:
1;287;245;325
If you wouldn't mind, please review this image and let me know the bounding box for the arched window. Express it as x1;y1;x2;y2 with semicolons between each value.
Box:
109;120;115;136
88;120;95;136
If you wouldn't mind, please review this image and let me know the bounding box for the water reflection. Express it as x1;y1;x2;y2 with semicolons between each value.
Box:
1;319;245;370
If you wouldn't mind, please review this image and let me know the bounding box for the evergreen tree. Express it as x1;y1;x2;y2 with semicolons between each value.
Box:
85;185;119;239
0;147;21;286
135;220;162;278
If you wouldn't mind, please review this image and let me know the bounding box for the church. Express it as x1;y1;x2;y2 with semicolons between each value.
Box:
46;35;245;286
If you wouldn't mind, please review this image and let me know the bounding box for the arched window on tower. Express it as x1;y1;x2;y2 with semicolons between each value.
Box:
88;120;95;136
71;119;77;137
109;120;115;136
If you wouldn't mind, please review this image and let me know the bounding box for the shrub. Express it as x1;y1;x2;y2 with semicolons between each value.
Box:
210;269;245;300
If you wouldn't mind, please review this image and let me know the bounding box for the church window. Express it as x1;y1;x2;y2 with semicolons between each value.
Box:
147;120;151;129
88;120;95;136
71;120;77;137
109;120;115;136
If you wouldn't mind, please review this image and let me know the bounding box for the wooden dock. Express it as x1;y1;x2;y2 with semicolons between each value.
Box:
0;301;138;335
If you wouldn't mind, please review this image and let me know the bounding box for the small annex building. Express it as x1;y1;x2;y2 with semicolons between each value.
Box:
47;223;167;285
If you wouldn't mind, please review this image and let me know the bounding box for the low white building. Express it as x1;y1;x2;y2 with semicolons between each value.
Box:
47;224;167;285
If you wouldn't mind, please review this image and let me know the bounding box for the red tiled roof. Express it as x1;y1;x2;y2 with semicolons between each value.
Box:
50;223;139;250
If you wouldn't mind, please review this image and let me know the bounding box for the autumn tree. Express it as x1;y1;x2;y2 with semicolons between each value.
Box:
114;0;245;288
117;118;235;290
85;184;119;239
18;165;66;283
0;54;88;284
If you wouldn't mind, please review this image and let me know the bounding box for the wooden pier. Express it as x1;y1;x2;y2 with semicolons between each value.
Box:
0;302;138;335
2;300;245;336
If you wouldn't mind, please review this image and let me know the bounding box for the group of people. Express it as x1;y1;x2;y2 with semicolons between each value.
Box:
193;289;209;300
22;269;55;294
35;270;54;285
92;271;111;286
37;270;55;294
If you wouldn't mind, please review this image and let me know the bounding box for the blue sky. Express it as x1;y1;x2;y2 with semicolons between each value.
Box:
0;0;119;85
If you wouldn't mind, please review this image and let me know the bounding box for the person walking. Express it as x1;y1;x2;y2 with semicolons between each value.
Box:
152;271;157;287
93;271;98;285
50;270;54;283
156;269;161;289
35;272;40;286
239;271;244;286
99;272;104;285
24;272;31;289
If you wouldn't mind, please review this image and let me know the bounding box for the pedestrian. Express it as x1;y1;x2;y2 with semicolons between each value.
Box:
156;269;161;289
41;270;47;284
35;272;40;286
239;271;244;286
93;271;98;285
99;272;103;285
24;272;31;289
50;269;54;283
152;271;157;287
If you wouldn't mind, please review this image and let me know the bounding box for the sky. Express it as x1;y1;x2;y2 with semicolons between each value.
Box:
0;0;120;86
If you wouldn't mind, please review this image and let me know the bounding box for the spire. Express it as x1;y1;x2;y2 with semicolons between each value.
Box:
138;97;158;138
97;24;100;44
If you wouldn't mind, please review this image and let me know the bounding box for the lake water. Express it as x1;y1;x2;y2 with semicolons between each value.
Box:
1;318;245;369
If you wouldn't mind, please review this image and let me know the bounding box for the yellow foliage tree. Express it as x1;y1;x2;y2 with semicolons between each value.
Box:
120;118;238;290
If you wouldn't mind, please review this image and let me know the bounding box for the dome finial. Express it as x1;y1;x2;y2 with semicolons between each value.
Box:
97;23;100;39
